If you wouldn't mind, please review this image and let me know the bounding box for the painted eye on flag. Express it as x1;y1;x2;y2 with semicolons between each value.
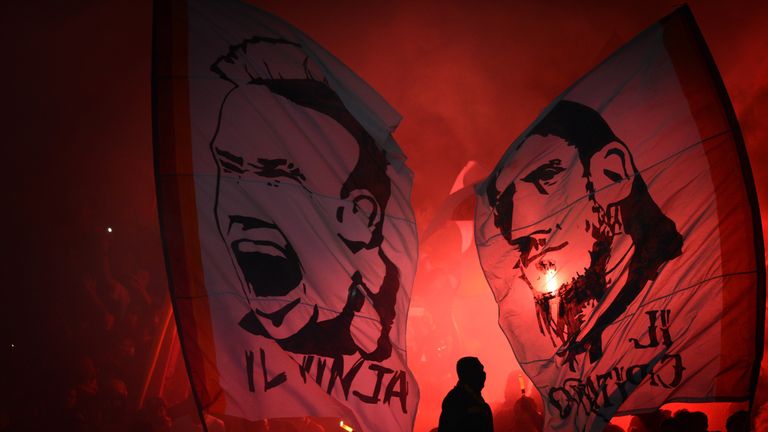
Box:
521;158;565;195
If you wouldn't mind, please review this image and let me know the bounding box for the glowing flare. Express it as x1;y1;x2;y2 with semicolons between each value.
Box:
545;269;558;293
339;420;354;431
107;227;113;233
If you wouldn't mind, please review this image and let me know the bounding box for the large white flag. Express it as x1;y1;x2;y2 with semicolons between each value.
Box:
474;6;764;431
153;0;419;430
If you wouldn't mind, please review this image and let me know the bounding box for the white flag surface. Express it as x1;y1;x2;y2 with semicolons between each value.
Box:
153;0;419;430
474;6;764;431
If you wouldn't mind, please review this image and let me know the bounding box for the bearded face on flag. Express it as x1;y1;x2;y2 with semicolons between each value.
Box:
209;37;399;363
484;100;683;369
472;9;761;430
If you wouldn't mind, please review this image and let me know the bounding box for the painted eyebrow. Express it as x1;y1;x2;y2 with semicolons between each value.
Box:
520;159;565;195
247;158;307;183
214;148;246;174
215;152;310;192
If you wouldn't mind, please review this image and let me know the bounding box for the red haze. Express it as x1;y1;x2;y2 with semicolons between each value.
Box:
3;1;768;431
251;1;768;429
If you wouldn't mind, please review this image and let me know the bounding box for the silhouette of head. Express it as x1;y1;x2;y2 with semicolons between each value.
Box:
513;395;538;416
456;356;486;392
689;411;709;432
726;410;749;432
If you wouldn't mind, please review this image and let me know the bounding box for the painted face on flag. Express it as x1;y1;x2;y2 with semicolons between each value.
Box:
467;9;762;430
210;38;398;362
485;101;683;366
488;134;603;298
213;86;360;337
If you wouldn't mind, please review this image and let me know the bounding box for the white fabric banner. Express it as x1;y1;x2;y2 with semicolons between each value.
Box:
474;7;763;431
154;1;419;430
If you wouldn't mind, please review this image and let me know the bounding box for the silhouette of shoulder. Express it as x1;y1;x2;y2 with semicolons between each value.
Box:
438;385;493;432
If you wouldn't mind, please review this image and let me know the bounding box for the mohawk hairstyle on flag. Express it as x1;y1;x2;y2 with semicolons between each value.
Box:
154;1;419;430
210;35;400;362
211;37;393;252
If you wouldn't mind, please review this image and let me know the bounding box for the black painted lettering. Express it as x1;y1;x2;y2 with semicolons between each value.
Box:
595;371;614;408
315;357;327;386
629;311;660;349
298;355;314;384
383;370;408;413
613;367;628;400
629;310;673;349
565;377;599;417
245;350;255;393
549;386;574;419
353;363;394;404
260;348;287;391
654;353;685;388
327;356;365;399
658;309;673;347
625;363;649;386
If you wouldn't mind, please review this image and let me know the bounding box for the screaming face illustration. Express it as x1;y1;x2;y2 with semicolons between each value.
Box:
210;37;399;362
486;101;683;369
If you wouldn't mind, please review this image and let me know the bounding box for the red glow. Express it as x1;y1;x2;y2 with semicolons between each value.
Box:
250;2;768;430
5;1;768;431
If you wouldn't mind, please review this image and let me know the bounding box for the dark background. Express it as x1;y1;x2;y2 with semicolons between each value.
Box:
3;1;767;430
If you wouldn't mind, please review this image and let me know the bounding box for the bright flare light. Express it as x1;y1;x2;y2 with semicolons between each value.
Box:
339;421;354;431
545;269;558;293
107;227;113;233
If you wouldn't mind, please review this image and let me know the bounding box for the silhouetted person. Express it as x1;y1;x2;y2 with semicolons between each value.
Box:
659;417;681;432
689;411;709;432
438;357;493;432
673;409;695;431
494;371;544;432
98;378;130;432
726;410;749;432
508;395;543;432
135;397;172;432
629;410;669;432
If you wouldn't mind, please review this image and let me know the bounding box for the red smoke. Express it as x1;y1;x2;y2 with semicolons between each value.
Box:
4;1;768;431
251;1;768;429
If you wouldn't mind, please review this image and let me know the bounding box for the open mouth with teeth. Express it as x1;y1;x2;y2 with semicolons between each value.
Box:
231;233;303;297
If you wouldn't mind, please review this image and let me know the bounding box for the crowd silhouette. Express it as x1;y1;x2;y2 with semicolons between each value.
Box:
433;359;756;432
55;232;190;432
2;229;215;432
2;227;764;432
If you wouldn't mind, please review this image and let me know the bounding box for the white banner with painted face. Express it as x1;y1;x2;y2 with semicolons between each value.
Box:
153;0;419;430
474;6;763;431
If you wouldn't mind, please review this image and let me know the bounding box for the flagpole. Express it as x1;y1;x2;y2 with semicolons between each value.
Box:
151;0;210;430
138;302;174;407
